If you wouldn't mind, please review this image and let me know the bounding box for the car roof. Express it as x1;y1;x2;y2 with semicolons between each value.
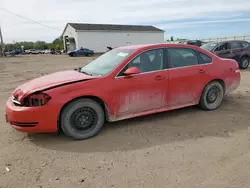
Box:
207;40;249;45
117;43;201;50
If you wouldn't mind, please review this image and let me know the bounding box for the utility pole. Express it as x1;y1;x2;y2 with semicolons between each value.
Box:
0;25;5;57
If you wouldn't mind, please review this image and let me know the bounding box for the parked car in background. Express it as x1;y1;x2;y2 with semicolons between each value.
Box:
44;49;51;54
201;40;250;69
25;49;40;54
68;48;94;57
179;40;203;47
24;49;31;54
5;50;22;56
5;43;240;140
40;50;46;54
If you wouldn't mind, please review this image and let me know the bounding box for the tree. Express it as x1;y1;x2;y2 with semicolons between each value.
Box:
170;36;174;41
52;37;63;50
3;36;64;51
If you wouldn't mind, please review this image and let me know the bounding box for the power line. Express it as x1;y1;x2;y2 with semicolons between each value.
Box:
0;7;61;31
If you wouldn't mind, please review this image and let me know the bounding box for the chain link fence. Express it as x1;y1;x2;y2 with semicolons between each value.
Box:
200;36;250;42
165;36;250;43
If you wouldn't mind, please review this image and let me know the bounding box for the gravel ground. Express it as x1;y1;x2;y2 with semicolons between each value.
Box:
0;55;250;188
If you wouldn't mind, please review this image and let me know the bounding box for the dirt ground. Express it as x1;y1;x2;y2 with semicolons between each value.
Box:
0;55;250;188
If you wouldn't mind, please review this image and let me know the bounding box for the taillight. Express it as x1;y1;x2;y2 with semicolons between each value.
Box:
23;92;51;106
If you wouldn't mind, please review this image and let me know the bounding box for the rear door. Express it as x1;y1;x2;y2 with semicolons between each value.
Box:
213;42;232;59
166;47;210;108
228;41;244;62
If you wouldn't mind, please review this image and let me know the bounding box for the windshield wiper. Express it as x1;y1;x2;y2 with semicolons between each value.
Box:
81;71;92;76
74;67;92;75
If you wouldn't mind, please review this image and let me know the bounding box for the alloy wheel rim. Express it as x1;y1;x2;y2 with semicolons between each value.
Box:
242;59;249;68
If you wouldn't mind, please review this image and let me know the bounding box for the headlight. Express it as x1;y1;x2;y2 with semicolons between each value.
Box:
23;92;51;107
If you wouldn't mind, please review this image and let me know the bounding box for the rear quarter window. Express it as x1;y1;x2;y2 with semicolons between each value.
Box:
241;42;249;48
229;42;243;49
197;52;212;64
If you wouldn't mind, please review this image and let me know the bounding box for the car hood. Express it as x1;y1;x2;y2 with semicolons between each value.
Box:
12;70;98;102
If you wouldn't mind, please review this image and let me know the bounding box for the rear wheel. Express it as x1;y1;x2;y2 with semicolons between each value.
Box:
239;56;249;69
60;98;105;140
198;81;224;110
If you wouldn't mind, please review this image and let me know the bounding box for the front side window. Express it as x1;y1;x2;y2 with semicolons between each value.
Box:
81;48;135;76
167;48;198;68
214;43;228;52
200;42;218;52
119;49;164;75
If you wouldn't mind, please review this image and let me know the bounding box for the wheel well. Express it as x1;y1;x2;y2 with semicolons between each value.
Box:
241;55;250;60
207;79;226;93
57;96;110;132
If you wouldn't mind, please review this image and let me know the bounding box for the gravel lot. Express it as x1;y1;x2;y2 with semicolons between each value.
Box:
0;55;250;188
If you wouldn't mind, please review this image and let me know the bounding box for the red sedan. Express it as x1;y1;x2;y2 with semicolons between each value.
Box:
5;43;241;140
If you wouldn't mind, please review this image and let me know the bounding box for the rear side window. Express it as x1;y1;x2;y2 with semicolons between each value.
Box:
241;42;249;48
229;42;243;49
167;48;198;68
197;52;212;64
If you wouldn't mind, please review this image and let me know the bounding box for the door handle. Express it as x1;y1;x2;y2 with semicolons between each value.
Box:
199;69;206;74
155;75;165;80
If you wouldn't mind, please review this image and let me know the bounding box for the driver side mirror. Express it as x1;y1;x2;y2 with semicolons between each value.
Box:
123;67;140;76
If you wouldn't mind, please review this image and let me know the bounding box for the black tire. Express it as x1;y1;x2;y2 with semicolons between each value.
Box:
238;56;249;69
60;98;105;140
198;81;224;110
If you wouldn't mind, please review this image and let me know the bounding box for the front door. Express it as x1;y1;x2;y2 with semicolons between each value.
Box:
113;48;168;118
228;41;244;62
166;48;208;108
213;42;232;59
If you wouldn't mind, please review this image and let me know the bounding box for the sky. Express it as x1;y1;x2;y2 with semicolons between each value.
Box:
0;0;250;43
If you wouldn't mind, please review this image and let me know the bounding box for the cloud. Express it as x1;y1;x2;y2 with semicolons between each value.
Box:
1;0;250;42
156;18;250;30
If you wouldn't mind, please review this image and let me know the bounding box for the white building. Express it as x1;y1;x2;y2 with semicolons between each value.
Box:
62;23;165;53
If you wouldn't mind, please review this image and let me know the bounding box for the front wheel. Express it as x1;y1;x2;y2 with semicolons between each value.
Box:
60;99;105;140
198;81;224;110
238;56;249;69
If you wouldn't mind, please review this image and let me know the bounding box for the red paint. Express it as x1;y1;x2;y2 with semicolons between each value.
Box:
5;44;241;133
12;70;98;102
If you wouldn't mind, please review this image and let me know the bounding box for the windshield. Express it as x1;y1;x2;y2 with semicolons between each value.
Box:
81;48;135;76
200;42;218;51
